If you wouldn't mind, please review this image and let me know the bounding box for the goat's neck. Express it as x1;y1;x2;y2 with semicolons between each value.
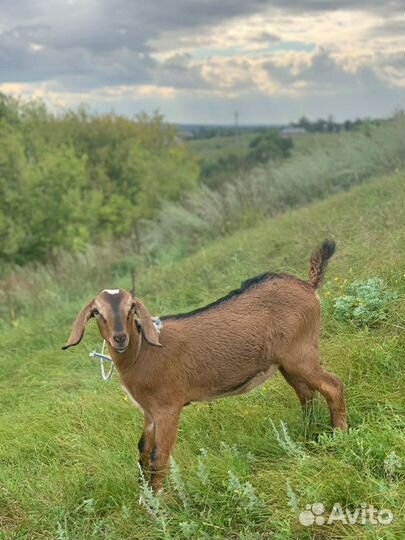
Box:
107;323;141;374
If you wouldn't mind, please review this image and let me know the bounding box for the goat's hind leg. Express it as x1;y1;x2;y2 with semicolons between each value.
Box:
279;367;315;412
281;349;347;431
315;369;347;431
279;367;315;425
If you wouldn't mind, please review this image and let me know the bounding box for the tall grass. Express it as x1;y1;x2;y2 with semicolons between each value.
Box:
0;239;142;325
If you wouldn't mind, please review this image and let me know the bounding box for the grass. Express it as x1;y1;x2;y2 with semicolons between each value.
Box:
1;169;405;539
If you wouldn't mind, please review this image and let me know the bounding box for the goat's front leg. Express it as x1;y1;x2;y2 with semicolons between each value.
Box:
138;413;155;481
149;408;181;492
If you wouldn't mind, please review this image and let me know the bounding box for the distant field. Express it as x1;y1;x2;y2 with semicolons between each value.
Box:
1;169;405;539
188;129;354;178
188;131;256;163
189;130;357;162
291;131;341;154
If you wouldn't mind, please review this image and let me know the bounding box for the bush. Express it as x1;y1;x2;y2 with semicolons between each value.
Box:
333;278;397;327
0;95;199;265
248;128;293;164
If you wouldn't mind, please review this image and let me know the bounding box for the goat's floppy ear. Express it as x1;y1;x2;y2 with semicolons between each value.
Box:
134;298;162;347
62;300;94;350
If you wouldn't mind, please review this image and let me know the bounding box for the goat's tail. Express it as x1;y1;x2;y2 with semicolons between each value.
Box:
308;239;336;289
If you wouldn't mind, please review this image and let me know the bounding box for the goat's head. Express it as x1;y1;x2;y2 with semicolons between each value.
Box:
62;288;161;352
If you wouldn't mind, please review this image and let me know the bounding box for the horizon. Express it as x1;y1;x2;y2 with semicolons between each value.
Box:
2;91;398;127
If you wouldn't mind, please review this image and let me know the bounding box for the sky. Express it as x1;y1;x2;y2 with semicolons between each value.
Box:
0;0;404;124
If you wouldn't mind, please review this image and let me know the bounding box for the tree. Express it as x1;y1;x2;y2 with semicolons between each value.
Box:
248;129;293;164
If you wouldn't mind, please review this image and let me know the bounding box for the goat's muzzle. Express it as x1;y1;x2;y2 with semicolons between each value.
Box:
112;333;129;353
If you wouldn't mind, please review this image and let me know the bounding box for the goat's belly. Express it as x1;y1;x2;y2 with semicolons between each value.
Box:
199;364;279;402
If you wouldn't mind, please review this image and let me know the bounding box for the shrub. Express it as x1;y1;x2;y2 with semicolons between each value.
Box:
248;128;293;164
333;278;397;327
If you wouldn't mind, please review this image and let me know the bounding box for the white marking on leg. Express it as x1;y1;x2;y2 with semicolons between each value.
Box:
145;422;155;433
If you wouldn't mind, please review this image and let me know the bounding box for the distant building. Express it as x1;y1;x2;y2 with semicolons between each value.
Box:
280;127;307;138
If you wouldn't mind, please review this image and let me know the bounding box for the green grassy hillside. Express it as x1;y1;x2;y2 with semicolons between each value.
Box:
1;170;405;539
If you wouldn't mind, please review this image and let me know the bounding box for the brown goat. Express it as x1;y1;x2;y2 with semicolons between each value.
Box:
63;240;347;491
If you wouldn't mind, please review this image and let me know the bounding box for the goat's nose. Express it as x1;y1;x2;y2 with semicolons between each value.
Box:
113;333;127;345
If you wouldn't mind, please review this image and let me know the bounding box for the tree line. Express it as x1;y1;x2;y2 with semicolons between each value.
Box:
291;115;366;133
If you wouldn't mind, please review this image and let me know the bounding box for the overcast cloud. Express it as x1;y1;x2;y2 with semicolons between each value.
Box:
0;0;403;123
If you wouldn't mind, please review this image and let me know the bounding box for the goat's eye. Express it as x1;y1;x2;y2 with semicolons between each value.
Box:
92;308;100;316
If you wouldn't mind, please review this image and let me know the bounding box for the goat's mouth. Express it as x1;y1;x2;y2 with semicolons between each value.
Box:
110;342;129;354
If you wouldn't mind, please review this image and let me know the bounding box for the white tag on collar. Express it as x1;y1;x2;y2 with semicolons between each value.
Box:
152;317;163;333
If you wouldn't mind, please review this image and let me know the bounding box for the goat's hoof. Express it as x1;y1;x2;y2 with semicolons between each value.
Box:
334;422;348;432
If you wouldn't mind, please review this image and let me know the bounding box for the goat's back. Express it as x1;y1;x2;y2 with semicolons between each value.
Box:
133;275;320;402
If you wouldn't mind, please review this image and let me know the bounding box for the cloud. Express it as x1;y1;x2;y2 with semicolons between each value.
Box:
264;49;374;92
0;0;403;121
253;31;281;43
368;19;405;38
